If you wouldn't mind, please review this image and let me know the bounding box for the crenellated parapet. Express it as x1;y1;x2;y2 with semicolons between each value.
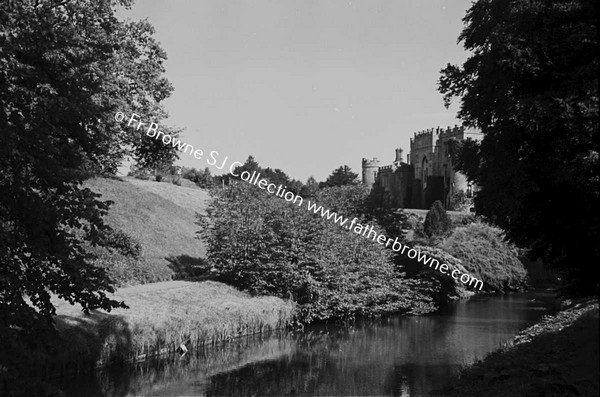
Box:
377;164;394;175
362;157;381;168
362;157;381;187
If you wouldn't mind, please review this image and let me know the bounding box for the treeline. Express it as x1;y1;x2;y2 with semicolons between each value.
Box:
130;154;364;197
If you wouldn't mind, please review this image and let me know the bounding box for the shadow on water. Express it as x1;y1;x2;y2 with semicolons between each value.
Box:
57;290;559;397
50;312;134;396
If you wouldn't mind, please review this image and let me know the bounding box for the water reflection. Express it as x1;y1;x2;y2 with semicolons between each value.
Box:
60;291;558;396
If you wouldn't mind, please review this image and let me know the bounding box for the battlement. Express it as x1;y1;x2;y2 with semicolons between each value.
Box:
410;129;434;148
412;125;460;137
362;157;380;167
439;124;467;139
410;125;474;149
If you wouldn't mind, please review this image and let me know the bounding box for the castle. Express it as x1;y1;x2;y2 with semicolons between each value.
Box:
362;125;483;210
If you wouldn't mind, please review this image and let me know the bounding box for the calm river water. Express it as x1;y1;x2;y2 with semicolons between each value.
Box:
60;291;558;396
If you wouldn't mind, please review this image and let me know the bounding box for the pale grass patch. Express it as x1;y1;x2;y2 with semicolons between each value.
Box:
52;280;295;372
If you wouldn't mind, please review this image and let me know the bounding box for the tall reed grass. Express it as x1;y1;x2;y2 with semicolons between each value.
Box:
50;281;295;376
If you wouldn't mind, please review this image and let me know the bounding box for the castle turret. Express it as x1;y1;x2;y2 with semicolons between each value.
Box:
362;157;380;187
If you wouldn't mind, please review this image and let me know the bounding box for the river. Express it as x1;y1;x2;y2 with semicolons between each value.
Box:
59;291;558;396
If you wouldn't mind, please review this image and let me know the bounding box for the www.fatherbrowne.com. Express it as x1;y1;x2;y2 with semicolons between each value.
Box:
117;111;484;291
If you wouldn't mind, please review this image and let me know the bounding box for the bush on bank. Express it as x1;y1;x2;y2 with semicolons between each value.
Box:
396;244;474;302
423;200;452;238
198;182;437;323
90;248;174;287
439;221;528;291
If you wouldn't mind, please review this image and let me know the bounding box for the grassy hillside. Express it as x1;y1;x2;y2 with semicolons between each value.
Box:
83;176;209;284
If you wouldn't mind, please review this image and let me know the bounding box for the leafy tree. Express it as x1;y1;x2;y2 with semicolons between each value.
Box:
181;166;214;188
198;167;215;188
0;0;175;393
232;155;261;176
231;155;305;194
439;0;598;293
321;165;359;187
300;176;319;198
447;190;473;212
363;182;409;239
286;178;305;195
315;184;370;218
423;200;452;238
439;222;528;292
262;167;291;186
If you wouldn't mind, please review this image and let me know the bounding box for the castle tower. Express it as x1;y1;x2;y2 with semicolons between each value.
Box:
362;157;380;187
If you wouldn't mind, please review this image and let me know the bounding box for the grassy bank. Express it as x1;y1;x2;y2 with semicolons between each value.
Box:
83;177;209;284
433;297;599;397
50;281;295;375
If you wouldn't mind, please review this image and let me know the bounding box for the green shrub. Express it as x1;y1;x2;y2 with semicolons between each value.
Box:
128;168;152;180
181;166;214;188
198;182;436;323
439;221;528;291
396;245;474;303
447;190;473;212
102;229;142;258
451;214;477;227
90;247;173;287
423;200;452;238
167;255;211;280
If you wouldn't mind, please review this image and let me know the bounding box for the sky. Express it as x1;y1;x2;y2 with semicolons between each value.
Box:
119;0;474;182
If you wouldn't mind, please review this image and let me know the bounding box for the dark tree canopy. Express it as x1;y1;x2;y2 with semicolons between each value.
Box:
300;176;319;198
439;0;598;293
0;0;176;393
423;200;452;238
231;155;305;194
321;165;359;188
232;155;261;176
181;166;215;188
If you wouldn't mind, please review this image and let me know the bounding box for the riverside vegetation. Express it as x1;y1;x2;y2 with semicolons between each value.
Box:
46;174;531;380
2;0;595;395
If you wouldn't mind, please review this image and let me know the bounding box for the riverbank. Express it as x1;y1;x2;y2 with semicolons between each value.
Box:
51;281;295;374
433;297;599;397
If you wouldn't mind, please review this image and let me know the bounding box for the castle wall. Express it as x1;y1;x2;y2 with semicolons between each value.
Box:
377;164;413;207
362;125;482;210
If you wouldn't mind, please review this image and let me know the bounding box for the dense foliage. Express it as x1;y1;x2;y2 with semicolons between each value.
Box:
181;166;215;188
440;222;528;291
89;247;173;287
396;244;473;302
423;200;452;238
198;182;436;323
362;182;410;239
320;165;360;187
439;0;599;294
0;0;175;394
229;155;305;194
